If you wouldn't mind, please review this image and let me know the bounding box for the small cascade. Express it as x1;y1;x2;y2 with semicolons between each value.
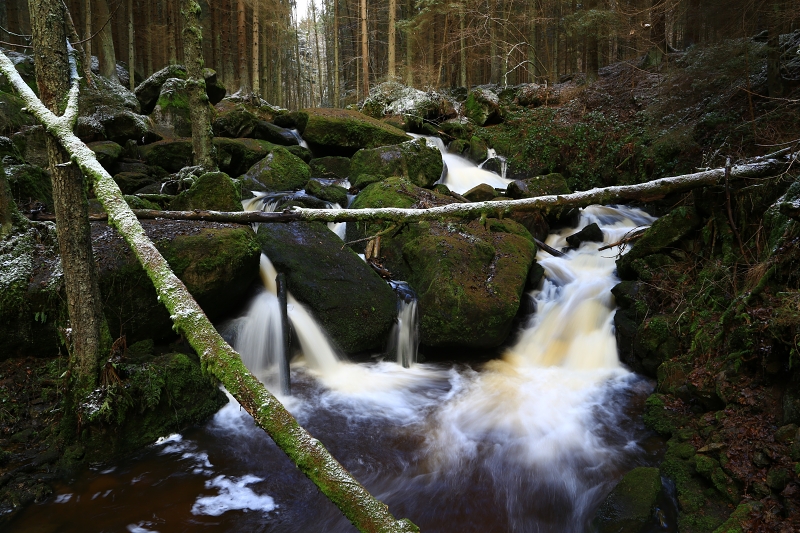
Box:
480;148;508;180
411;134;512;194
388;281;419;368
230;291;287;394
288;128;309;149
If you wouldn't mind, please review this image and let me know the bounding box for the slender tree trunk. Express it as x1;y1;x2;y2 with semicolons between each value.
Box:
181;0;217;170
388;0;396;79
95;0;119;82
459;2;466;87
360;0;369;98
252;2;260;96
405;0;413;86
311;0;324;105
237;0;250;92
767;0;784;98
83;0;92;69
650;0;667;60
585;0;598;82
127;0;135;90
334;0;340;105
27;0;108;405
167;0;178;64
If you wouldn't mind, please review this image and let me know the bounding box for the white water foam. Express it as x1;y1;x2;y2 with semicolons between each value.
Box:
191;474;276;517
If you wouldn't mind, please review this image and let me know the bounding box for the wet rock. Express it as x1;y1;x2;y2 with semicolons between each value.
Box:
135;65;225;115
4;164;52;210
464;88;503;126
349;138;443;188
593;467;662;533
87;140;123;171
214;103;298;146
300;108;410;156
11;126;49;168
148;78;195;138
93;220;260;343
304;179;348;206
78;75;156;144
463;183;497;202
506;173;570;199
616;206;700;280
240;147;310;193
566;223;603;247
138;138;193;172
468;135;488;163
255;221;397;353
169;172;242;212
212;137;275;176
439;118;474;140
309;156;351;180
113;172;156;195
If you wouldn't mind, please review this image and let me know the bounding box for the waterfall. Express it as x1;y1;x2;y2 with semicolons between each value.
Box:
288;128;309;149
388;281;419;368
230;291;286;393
411;134;512;194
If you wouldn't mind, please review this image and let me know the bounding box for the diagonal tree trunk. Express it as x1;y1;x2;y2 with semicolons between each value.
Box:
0;44;419;533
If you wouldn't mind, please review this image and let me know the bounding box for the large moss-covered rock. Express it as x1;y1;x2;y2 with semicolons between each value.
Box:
255;221;397;353
11;125;50;168
0;91;35;136
300;108;410;156
592;467;663;533
78;75;156;144
87;140;124;171
465;88;503;126
135;65;225;115
349;138;443;188
169;171;242;211
616;206;701;280
304;179;348;206
240;147;310;193
138;138;193;172
360;81;455;130
214;104;297;146
212;137;278;176
309;156;351;179
4;163;52;210
378;217;537;348
507;173;570;199
80;351;228;462
94;220;260;343
149;78;196;138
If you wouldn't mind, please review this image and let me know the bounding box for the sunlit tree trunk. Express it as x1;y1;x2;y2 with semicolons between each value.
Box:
253;1;261;96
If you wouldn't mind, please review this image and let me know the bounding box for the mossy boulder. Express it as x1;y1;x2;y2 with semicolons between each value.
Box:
113;172;157;195
468;135;489;163
378;217;536;348
507;173;570;199
78;75;156;144
240;147;310;193
135;65;225;115
255;221;397;353
79;352;228;462
4;164;52;210
169;172;242;211
11;126;50;168
213;104;298;146
87;140;124;171
300;108;410;156
304;179;348;206
309;156;351;179
616;205;701;280
350;176;452;210
212;137;278;177
592;467;662;533
123;195;160;210
465;88;503;126
349;138;443;188
149;78;197;138
463;183;497;202
138;138;193;172
0;91;35;136
94;220;260;344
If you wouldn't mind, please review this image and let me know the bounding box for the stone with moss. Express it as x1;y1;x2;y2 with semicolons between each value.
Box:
4;163;53;211
463;183;497;202
123;195;160;210
304;179;348;206
309;156;351;179
465;88;503;126
114;172;157;195
351;173;383;190
300;108;410;156
0;90;35;136
169;171;242;211
592;467;662;533
93;220;260;344
240;147;310;193
212;137;278;177
135;64;226;115
138;138;193;172
87;140;124;170
77;74;157;145
376;216;536;348
507;173;570;199
11;125;50;168
149;78;197;138
468;135;488;163
214;103;298;146
78;352;228;463
617;206;700;280
349;138;443;188
255;221;397;353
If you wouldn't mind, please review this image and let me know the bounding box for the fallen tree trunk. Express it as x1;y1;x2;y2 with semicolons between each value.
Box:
29;152;794;226
0;51;418;533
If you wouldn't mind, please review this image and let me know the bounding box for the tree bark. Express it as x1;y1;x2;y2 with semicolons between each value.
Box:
0;45;419;533
333;0;340;106
388;0;396;79
252;2;260;96
27;0;108;402
360;0;369;99
181;0;217;171
585;0;598;82
95;0;119;82
127;0;135;90
237;0;249;92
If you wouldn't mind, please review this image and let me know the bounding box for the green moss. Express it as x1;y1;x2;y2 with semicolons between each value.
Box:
593;467;662;533
711;503;754;533
4;164;53;210
301;108;410;155
169;171;242;211
350;177;420;209
240;147;310;192
349;138;443;188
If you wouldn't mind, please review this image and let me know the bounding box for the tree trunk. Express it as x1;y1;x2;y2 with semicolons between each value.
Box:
388;0;396;79
27;0;108;404
649;0;667;60
0;46;420;533
237;0;249;93
128;0;135;90
181;0;217;171
83;0;91;71
334;0;340;106
311;0;324;105
95;0;119;82
252;3;260;96
767;0;784;98
360;0;369;99
459;2;466;87
405;0;413;86
585;0;598;82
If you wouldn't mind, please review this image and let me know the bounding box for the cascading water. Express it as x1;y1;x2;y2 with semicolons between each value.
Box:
411;134;512;194
388;281;420;368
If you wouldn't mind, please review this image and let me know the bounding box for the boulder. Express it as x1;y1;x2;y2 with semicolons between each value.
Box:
360;81;456;130
350;176;452;210
616;206;701;280
94;220;260;343
4;164;52;210
592;467;662;533
88;140;124;171
78;75;157;145
506;173;570;199
379;218;537;348
465;88;503;126
135;65;226;115
516;83;561;107
0;91;35;136
309;156;351;180
169;171;242;211
304;179;348;206
148;78;196;138
11;126;50;167
349;138;443;188
240;147;310;193
463;183;497;202
255;221;397;353
138;138;193;172
300;108;410;156
565;223;604;247
113;172;156;195
468;135;489;163
213;103;298;146
212;137;276;176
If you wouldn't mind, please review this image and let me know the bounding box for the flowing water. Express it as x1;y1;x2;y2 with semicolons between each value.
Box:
10;136;670;532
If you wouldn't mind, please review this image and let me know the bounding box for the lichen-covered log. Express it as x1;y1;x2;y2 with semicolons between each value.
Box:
0;50;419;533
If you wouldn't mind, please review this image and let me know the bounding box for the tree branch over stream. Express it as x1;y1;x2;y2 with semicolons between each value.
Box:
0;50;418;533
